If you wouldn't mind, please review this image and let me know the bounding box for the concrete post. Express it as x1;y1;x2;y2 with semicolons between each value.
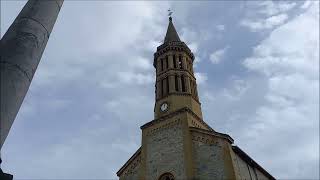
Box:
0;1;63;177
0;0;64;149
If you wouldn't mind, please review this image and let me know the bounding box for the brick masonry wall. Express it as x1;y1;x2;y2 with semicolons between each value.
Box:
119;155;141;180
192;139;225;179
145;122;186;179
233;153;252;180
256;168;269;180
233;152;270;180
248;163;258;180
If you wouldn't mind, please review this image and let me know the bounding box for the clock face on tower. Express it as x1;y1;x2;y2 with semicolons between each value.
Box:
160;102;169;112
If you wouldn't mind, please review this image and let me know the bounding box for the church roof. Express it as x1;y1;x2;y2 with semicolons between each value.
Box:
232;146;276;180
164;17;181;43
116;147;141;176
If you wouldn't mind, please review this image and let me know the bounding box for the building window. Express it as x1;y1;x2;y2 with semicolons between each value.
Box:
185;60;188;71
181;75;186;92
193;81;197;98
190;80;194;95
166;77;169;94
162;79;165;96
178;55;182;69
159;173;175;180
175;75;179;91
158;81;162;98
161;58;164;71
195;83;199;99
166;56;169;69
173;54;177;68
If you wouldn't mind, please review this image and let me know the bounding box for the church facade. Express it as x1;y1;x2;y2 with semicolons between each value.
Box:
116;17;275;180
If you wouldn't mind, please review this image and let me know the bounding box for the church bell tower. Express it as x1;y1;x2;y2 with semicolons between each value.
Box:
154;17;203;121
116;16;275;180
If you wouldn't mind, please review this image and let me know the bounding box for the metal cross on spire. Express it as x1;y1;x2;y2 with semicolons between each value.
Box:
168;9;173;20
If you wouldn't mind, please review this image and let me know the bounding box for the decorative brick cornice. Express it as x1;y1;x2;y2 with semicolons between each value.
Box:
153;41;194;68
145;118;182;136
192;132;223;147
140;107;211;131
155;93;201;104
156;69;195;80
141;108;185;130
190;127;234;144
185;108;213;131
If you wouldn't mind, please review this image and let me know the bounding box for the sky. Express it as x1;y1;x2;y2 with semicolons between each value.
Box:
1;1;319;179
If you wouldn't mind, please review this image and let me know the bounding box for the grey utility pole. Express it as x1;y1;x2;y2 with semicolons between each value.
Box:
0;0;64;179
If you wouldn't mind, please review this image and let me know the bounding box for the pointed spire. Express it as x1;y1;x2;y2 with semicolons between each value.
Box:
164;17;181;43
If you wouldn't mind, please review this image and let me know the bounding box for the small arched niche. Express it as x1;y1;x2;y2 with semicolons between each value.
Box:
158;172;175;180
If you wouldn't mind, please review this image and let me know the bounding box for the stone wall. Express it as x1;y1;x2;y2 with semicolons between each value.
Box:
233;151;270;180
145;119;186;179
233;152;252;180
192;133;225;179
256;168;269;180
119;154;141;180
248;163;258;180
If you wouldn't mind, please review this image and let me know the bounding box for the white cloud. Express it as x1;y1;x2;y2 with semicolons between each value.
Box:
117;71;154;85
243;2;319;178
209;46;228;64
301;1;312;9
240;1;296;31
193;55;201;66
188;42;198;53
181;27;198;42
257;1;296;16
217;24;225;31
265;14;288;26
241;13;288;31
221;78;250;101
195;72;208;85
128;57;153;70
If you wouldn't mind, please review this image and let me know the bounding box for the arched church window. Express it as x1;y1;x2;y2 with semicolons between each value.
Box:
178;55;183;69
181;75;186;92
158;172;175;180
175;75;179;91
173;54;177;68
166;77;169;94
161;58;164;71
158;81;162;98
162;79;165;96
165;56;169;69
190;80;194;95
185;60;188;71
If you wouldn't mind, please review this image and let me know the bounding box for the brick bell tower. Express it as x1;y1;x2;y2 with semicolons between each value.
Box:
116;17;275;180
153;16;203;122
